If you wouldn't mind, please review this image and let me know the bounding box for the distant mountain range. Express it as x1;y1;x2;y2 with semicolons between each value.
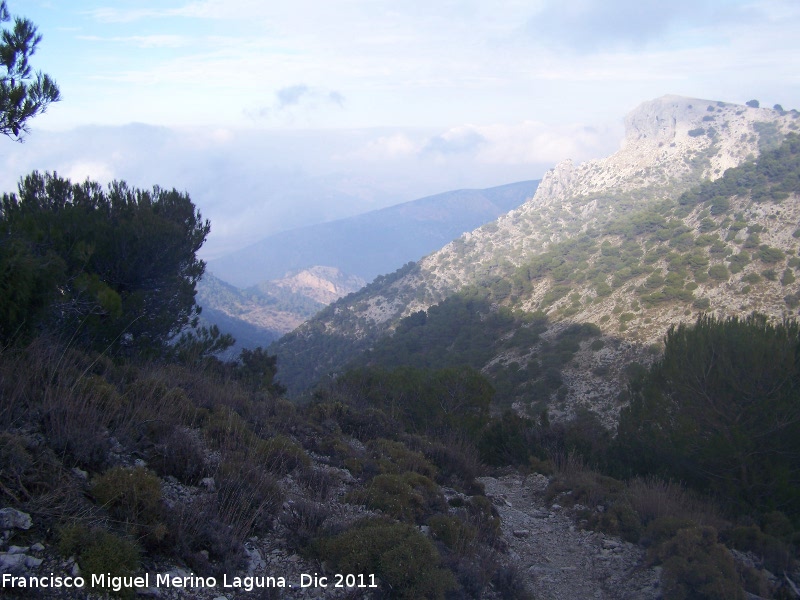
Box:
207;180;539;288
197;267;365;350
198;181;538;345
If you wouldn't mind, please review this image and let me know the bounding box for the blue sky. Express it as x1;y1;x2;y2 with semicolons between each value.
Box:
3;0;800;260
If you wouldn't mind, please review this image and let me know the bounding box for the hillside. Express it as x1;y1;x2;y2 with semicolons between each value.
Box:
196;268;366;346
272;96;800;418
208;180;538;288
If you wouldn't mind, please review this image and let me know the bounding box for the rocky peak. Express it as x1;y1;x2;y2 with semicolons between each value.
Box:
273;266;365;306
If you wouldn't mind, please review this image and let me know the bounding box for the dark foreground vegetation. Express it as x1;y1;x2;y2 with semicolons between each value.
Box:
2;301;800;598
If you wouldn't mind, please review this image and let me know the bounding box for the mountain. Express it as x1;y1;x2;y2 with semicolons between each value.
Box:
196;268;366;347
208;180;539;288
271;96;800;420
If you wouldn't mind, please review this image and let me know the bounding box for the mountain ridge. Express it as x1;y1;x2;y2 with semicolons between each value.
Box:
208;180;539;287
271;95;800;418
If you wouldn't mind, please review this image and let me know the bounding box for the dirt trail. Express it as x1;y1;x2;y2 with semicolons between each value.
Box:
480;474;662;600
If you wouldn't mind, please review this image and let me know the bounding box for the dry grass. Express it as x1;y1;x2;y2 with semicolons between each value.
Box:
625;475;723;529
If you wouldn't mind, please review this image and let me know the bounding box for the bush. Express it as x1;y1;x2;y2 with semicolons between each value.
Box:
693;297;711;310
428;514;477;556
367;438;438;479
59;525;140;599
758;245;785;263
656;526;745;600
707;264;730;282
281;500;330;553
0;172;210;353
727;251;750;274
149;426;208;484
257;435;310;475
348;472;445;523
725;523;794;573
617;314;800;518
317;519;457;599
91;466;165;544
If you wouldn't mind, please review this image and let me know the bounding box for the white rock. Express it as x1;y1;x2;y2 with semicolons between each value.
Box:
24;555;42;568
0;508;32;530
0;553;27;571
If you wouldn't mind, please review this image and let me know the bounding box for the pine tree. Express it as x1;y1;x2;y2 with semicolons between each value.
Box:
0;1;60;141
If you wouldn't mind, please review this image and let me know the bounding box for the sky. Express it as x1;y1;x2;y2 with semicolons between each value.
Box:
2;0;800;260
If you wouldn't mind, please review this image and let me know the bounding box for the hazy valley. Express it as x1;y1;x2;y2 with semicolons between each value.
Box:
197;181;538;345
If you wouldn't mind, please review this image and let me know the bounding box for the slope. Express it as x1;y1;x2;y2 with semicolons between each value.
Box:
271;96;800;417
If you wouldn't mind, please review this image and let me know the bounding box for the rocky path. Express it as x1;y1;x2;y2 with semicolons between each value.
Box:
479;474;662;600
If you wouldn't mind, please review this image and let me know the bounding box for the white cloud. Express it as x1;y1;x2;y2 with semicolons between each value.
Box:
470;122;620;165
345;133;420;160
244;84;346;124
61;161;116;184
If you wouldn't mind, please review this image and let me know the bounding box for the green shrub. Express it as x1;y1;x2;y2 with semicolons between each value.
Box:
763;268;778;281
367;438;438;479
596;500;643;543
149;426;208;484
727;251;750;274
782;268;796;285
546;468;624;510
317;519;457;599
428;514;477;556
741;272;762;284
656;527;745;600
59;524;140;599
725;524;794;573
349;472;445;523
758;245;785;263
642;516;697;552
707;264;729;282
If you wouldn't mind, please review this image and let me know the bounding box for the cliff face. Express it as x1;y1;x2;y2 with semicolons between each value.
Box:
272;96;800;416
271;267;366;306
414;96;788;299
